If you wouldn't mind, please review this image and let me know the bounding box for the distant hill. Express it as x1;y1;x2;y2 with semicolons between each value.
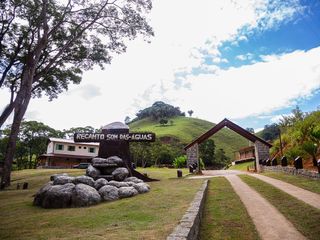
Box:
129;116;250;160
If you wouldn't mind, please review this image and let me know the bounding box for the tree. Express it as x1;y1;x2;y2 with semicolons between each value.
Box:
199;139;215;167
187;110;194;117
159;118;168;126
215;148;229;167
246;128;254;133
0;0;153;188
261;123;280;141
124;116;131;124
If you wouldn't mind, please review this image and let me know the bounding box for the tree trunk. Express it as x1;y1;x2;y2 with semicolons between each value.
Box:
0;101;16;128
312;155;317;167
0;86;31;189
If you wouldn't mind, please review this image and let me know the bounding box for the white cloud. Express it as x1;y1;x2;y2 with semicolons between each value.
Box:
236;53;254;61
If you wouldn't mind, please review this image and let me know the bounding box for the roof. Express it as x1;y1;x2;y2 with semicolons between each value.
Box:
237;145;255;152
184;118;272;150
49;137;99;146
38;153;96;159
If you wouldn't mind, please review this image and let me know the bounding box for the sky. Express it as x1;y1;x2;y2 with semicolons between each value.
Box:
1;0;320;132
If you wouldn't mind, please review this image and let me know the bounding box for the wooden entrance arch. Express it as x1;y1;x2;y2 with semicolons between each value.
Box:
184;118;272;172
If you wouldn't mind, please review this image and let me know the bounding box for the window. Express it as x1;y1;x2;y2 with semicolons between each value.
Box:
68;145;75;151
55;144;64;151
89;147;95;153
78;146;82;149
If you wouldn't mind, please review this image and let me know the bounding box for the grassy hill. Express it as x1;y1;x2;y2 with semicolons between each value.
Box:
129;116;249;160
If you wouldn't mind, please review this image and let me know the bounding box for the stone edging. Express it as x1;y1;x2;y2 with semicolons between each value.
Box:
261;165;320;179
167;180;208;240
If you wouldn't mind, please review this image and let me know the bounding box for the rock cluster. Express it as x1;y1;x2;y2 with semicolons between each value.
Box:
33;156;150;208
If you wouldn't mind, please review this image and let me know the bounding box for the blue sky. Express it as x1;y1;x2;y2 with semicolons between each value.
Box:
1;0;319;132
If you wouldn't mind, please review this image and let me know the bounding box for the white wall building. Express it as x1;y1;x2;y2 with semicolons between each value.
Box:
38;138;99;168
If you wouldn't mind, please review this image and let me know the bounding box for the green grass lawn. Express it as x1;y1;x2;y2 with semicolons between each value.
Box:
261;172;320;194
228;161;254;171
0;168;202;240
239;175;320;240
200;177;260;240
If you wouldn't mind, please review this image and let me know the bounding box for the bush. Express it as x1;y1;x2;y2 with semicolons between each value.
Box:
173;155;187;168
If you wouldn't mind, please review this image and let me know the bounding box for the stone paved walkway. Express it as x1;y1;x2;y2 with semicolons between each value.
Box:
225;175;306;240
250;173;320;209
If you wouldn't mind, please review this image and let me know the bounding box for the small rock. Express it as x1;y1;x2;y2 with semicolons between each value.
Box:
72;184;101;207
53;175;75;185
74;176;95;187
99;185;119;201
133;183;150;194
94;178;108;190
118;187;138;198
92;156;124;168
42;183;75;208
107;180;129;188
86;165;101;179
124;177;143;183
50;173;68;181
112;167;129;181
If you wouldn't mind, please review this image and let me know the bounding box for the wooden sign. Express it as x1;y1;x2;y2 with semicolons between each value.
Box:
74;132;156;142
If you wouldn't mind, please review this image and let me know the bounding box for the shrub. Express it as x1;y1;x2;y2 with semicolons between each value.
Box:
173;155;187;168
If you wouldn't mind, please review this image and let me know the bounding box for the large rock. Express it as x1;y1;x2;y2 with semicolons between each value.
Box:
118;187;138;198
86;165;101;178
124;177;143;184
107;180;129;188
33;181;53;206
92;156;124;168
112;167;129;181
99;185;119;201
41;183;75;208
72;184;101;207
74;176;95;187
94;178;108;190
50;173;68;181
53;175;75;185
133;183;150;194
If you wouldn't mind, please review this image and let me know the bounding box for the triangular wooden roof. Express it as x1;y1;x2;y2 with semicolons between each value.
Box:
184;118;272;150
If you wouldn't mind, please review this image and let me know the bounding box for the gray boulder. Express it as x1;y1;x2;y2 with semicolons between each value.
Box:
50;173;68;181
107;180;129;188
94;178;108;190
86;165;101;178
133;183;150;194
74;175;95;187
118;187;138;198
41;183;75;208
99;185;119;201
126;182;136;187
112;167;129;181
72;184;101;207
33;181;53;206
92;156;123;168
53;175;75;185
124;177;143;184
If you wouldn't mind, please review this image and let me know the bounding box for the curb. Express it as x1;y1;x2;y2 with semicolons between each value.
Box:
167;180;208;240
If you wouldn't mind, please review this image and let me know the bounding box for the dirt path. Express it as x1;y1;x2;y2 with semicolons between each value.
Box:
250;174;320;209
225;175;306;240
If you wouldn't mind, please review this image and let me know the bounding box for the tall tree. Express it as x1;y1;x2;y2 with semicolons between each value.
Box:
199;139;215;167
187;110;194;117
0;0;153;188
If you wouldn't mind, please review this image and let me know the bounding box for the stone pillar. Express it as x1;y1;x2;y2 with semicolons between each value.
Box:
254;140;270;173
186;143;199;169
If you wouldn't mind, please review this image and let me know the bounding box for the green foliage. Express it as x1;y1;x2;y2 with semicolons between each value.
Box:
199;139;215;167
261;123;280;141
159;118;168;126
173;155;187;168
130;140;182;167
215;148;230;167
135;101;185;121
